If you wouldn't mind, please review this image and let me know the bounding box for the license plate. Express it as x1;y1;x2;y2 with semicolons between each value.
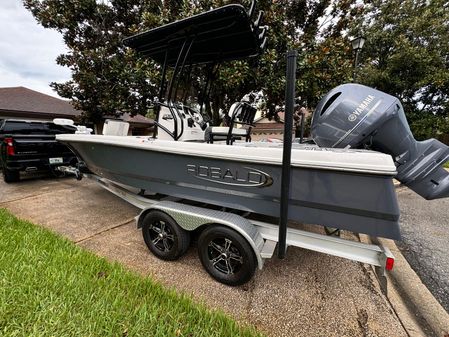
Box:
49;157;63;164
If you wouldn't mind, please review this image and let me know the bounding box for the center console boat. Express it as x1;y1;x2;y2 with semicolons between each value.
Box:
57;2;449;285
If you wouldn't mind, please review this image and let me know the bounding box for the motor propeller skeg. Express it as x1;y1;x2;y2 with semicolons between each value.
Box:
311;83;449;200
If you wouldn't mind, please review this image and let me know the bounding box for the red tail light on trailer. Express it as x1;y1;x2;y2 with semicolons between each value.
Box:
4;137;15;156
385;257;394;271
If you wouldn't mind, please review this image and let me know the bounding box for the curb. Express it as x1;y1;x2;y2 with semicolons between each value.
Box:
391;177;449;336
362;234;449;337
379;238;449;337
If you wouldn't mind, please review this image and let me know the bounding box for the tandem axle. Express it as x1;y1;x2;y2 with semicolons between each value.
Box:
70;171;394;286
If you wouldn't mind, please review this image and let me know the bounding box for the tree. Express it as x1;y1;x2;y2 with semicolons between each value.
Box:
24;0;358;125
24;0;164;124
350;0;449;140
202;0;358;121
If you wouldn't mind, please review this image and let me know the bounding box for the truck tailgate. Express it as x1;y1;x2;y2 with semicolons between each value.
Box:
14;138;73;157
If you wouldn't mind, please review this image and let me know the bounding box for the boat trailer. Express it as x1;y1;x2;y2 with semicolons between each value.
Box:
58;168;394;286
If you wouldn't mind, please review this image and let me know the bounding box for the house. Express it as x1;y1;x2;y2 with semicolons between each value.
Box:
99;113;155;136
0;86;154;135
251;107;312;141
0;86;81;122
251;116;286;141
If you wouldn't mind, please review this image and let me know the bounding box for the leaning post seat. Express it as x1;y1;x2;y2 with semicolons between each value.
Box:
206;101;257;145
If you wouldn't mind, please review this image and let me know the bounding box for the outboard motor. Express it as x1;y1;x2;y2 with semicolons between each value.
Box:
311;83;449;200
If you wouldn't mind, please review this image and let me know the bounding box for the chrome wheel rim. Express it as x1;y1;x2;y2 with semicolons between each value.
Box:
207;238;243;275
149;221;175;252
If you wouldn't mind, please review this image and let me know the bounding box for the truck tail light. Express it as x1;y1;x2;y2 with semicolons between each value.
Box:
4;137;15;156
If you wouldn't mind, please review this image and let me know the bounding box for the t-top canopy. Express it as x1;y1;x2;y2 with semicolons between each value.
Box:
123;4;265;66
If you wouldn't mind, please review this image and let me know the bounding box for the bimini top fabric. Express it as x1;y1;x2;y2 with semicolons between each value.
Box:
123;5;263;66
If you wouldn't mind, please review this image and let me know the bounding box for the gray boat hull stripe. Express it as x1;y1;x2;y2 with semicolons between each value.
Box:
98;166;398;221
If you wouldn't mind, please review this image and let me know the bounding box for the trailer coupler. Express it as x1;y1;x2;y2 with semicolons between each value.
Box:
56;165;82;180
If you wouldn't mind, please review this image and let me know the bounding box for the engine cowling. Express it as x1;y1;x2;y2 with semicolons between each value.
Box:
311;83;449;200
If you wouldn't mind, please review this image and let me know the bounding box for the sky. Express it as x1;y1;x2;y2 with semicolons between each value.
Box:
0;0;71;98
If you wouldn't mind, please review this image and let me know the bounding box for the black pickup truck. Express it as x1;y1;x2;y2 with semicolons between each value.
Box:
0;119;78;183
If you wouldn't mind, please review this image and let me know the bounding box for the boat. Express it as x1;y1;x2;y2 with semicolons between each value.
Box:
57;2;449;245
56;134;401;239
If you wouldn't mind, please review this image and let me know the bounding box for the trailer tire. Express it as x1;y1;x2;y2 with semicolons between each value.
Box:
141;211;190;261
3;168;20;183
198;225;257;286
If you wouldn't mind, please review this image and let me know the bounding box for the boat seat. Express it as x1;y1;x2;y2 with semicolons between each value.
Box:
207;126;248;136
206;101;257;145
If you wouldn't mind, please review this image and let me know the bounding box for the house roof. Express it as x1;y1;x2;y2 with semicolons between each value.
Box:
253;115;295;133
0;86;81;117
277;107;311;122
254;123;285;130
122;113;155;126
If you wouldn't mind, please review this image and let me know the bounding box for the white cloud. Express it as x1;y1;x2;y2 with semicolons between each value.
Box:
0;0;71;98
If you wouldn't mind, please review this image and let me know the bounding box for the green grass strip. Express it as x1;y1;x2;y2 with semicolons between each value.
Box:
0;209;262;337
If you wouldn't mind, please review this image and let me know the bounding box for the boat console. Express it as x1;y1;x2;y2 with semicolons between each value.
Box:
156;92;259;143
157;103;209;141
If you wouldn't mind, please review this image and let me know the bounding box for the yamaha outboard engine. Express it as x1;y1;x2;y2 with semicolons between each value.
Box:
311;83;449;200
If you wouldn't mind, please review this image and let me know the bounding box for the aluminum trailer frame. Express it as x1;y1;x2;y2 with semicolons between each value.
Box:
84;173;395;279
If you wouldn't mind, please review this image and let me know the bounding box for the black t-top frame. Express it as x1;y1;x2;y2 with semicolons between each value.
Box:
123;2;266;141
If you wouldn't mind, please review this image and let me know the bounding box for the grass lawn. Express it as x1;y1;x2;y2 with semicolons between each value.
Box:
0;209;262;337
444;161;449;168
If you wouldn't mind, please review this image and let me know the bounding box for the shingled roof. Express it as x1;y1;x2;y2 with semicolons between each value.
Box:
0;86;81;118
122;112;154;126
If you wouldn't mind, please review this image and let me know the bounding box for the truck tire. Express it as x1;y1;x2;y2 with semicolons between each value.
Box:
3;168;19;183
198;225;257;286
141;210;190;261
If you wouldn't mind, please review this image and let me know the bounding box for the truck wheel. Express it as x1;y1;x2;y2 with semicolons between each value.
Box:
3;168;20;183
198;225;257;286
141;211;190;261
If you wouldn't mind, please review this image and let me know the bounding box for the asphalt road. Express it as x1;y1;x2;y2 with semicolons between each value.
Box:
396;186;449;313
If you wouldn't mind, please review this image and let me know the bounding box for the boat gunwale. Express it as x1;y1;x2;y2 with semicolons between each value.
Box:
57;134;398;176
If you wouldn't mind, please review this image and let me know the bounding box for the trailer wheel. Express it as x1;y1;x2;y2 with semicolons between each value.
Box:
3;168;20;183
141;211;190;261
198;225;257;286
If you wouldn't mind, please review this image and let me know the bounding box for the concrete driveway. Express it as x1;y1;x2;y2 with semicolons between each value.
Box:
0;176;408;337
